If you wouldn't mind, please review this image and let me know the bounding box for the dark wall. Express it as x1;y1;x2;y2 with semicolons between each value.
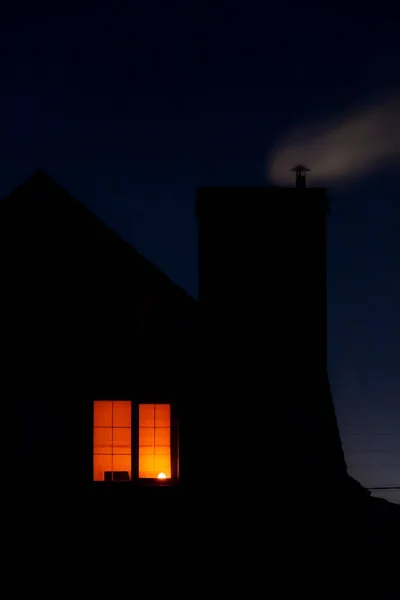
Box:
197;187;328;373
6;233;194;486
194;186;346;493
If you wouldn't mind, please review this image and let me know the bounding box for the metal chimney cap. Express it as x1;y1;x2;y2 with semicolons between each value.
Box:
290;165;310;173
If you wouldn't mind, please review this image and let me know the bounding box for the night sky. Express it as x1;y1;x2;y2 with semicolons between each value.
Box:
1;2;399;502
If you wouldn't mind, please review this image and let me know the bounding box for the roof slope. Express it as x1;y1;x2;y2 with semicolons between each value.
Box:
0;170;195;308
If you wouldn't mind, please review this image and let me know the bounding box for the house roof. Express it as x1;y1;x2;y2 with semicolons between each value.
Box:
0;169;196;311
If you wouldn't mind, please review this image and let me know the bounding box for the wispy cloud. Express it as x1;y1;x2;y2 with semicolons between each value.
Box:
268;90;400;186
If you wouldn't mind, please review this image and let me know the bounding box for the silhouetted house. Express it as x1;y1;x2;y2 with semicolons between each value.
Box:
4;169;397;536
0;169;355;494
1;171;197;488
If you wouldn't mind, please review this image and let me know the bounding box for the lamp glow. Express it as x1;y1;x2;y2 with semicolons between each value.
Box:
157;472;167;479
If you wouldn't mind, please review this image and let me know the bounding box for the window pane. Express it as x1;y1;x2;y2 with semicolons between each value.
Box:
93;401;132;482
139;446;154;455
155;446;170;456
94;455;112;481
155;427;170;446
139;455;155;478
139;427;154;446
113;428;131;454
139;404;154;427
113;401;131;427
94;427;112;454
139;403;171;478
94;401;112;427
155;404;170;427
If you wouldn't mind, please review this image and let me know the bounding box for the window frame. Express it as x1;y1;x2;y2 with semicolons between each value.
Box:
93;399;179;485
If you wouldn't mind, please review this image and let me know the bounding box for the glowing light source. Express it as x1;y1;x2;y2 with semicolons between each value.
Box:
157;472;167;479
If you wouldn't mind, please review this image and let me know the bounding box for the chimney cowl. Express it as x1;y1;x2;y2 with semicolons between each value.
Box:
291;165;310;189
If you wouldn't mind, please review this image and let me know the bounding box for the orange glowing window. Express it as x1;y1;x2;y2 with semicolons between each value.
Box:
139;404;171;479
93;401;131;481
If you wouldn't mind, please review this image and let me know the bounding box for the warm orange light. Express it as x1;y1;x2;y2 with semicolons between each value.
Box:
139;404;171;478
93;401;132;481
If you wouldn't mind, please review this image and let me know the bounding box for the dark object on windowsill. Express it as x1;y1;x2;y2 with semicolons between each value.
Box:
104;471;130;482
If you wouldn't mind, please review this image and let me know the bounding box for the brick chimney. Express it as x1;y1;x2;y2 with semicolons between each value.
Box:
195;182;347;491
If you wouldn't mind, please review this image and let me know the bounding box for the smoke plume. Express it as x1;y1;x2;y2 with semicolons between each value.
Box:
268;90;400;186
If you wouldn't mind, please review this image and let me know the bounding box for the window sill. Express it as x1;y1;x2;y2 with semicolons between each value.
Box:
93;478;178;487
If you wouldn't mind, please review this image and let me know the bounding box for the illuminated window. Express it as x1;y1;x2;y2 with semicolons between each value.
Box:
139;404;171;479
93;401;174;482
93;401;132;481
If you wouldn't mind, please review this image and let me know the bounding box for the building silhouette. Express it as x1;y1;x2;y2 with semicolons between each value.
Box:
1;167;398;580
2;168;398;536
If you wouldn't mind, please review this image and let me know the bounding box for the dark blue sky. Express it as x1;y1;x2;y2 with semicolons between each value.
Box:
1;1;399;501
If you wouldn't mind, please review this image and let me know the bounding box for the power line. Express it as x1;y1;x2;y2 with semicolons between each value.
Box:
368;486;400;490
343;432;399;435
